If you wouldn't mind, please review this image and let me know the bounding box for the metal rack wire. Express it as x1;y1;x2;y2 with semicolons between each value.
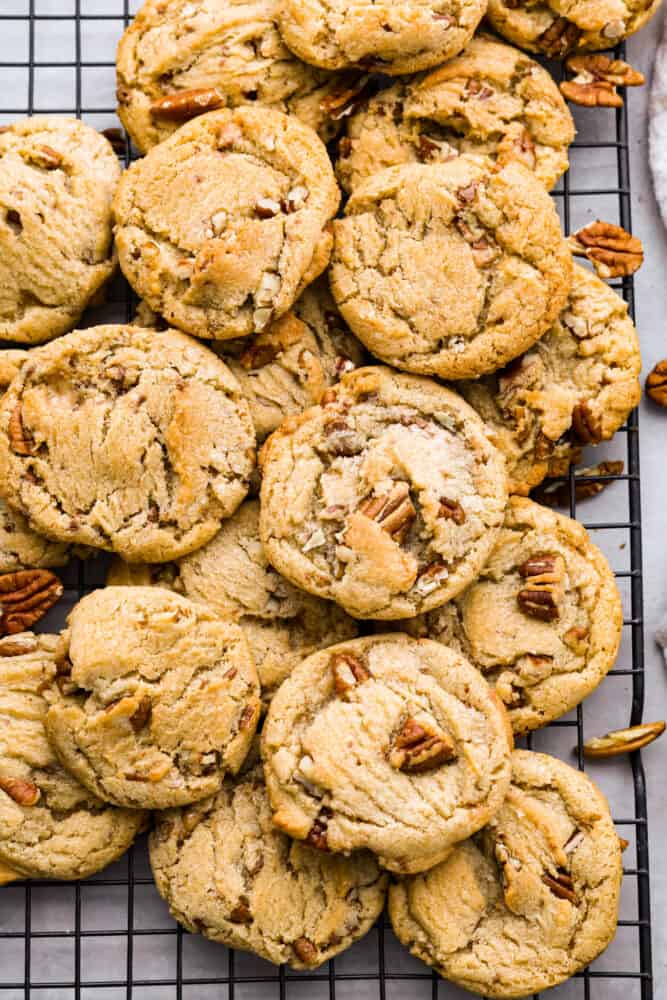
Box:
0;3;653;997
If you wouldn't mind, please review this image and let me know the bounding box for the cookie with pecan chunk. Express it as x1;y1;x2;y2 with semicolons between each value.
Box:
262;633;513;873
389;749;622;997
259;366;508;619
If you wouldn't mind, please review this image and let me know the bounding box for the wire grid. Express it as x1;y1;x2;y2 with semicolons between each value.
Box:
0;3;653;998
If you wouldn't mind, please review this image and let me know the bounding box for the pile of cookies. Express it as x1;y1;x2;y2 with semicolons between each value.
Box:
0;0;659;994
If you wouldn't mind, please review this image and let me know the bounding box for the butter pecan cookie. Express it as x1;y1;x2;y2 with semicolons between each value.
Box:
117;0;362;152
150;758;387;966
113;107;340;340
0;117;120;345
389;749;622;997
330;158;573;380
0;324;255;564
276;0;486;76
259;366;508;619
487;0;660;55
0;632;145;883
459;264;642;495
336;36;575;194
107;500;358;704
262;634;513;874
400;497;622;733
45;587;261;810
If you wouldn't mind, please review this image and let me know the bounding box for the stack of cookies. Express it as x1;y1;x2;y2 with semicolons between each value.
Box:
0;0;655;993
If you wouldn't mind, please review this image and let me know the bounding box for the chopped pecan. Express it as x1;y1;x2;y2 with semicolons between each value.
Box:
438;498;466;524
9;403;35;455
306;807;332;851
229;900;253;924
129;696;152;733
358;482;415;543
102;126;125;153
471;237;500;268
457;183;478;203
646;360;667;407
532;460;624;507
583;721;665;758
239;339;280;370
0;775;40;806
255;197;281;219
537;17;582;57
284;186;309;213
239;703;259;731
564;828;585;853
517;553;565;622
571;400;602;444
563;625;590;654
388;716;456;773
542;870;576;903
150;88;223;121
293;937;319;965
618;836;630;852
29;144;62;169
0;634;39;656
560;54;644;108
319;74;372;121
0;570;63;635
331;652;370;695
567;221;643;279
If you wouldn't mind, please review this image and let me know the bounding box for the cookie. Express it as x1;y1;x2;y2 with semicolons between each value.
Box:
330;158;573;380
400;496;622;734
459;264;642;495
262;634;513;873
113;106;340;340
389;749;622;998
487;0;660;55
45;587;261;810
336;36;575;194
117;0;363;153
276;0;486;76
150;758;387;967
107;500;358;704
0;632;145;883
0;324;255;563
0;117;120;345
259;366;508;619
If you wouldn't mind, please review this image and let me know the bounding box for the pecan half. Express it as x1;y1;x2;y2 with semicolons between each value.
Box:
0;775;40;806
542;870;576;903
567;221;643;279
583;721;665;758
306;807;332;851
129;696;152;733
537;17;582;56
560;54;645;108
102;126;125;153
331;652;370;696
358;482;415;543
388;716;456;773
571;400;602;444
292;937;319;965
646;360;667;407
532;460;624;507
438;497;466;524
517;553;565;622
0;570;63;635
9;403;35;455
150;88;223;121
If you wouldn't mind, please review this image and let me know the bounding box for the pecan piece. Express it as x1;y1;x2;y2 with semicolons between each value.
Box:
0;775;40;806
9;403;35;455
331;652;370;696
532;461;624;507
102;126;125;153
389;716;456;773
358;482;415;542
567;221;643;279
542;870;576;903
239;339;280;370
150;88;223;121
583;721;665;758
560;54;644;108
293;937;319;965
563;625;590;655
230;900;253;924
0;634;39;656
537;17;582;57
438;497;466;524
0;570;63;635
239;703;259;731
319;74;372;121
571;400;602;444
29;144;62;169
129;696;152;733
517;553;565;623
306;807;332;851
646;360;667;407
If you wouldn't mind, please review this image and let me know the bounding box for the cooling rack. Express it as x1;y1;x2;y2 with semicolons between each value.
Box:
0;3;653;997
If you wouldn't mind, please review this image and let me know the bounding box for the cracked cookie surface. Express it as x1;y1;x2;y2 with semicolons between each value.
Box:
389;749;622;997
45;587;261;810
262;633;513;874
459;264;642;495
330;158;572;380
113;106;340;340
399;496;622;734
0;117;120;345
336;36;574;194
0;632;145;882
276;0;486;75
107;500;358;705
0;324;255;563
150;758;387;967
259;366;508;619
116;0;361;152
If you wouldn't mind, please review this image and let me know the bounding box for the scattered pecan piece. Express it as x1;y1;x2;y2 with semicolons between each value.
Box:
0;570;63;635
129;696;152;733
583;721;665;758
358;482;415;543
646;360;667;407
388;716;456;774
571;400;602;444
560;54;644;108
331;652;370;696
306;807;332;851
319;74;372;121
150;88;223;121
0;775;40;806
438;497;466;524
542;870;576;903
517;553;565;623
9;403;35;455
567;221;643;279
532;460;624;507
537;17;582;57
293;937;319;965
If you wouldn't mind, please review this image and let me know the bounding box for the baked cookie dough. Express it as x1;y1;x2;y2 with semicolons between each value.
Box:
459;264;642;495
0;632;145;883
389;749;622;998
107;500;358;704
259;366;508;619
276;0;486;76
0;117;120;345
336;36;575;194
117;0;361;152
0;324;255;564
330;158;573;380
113;106;340;340
150;759;387;967
45;587;261;810
487;0;660;55
400;496;622;734
262;634;513;873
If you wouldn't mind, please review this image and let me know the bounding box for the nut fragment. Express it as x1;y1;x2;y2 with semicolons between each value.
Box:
129;696;152;733
0;775;40;806
358;482;415;542
29;144;62;169
319;74;372;121
567;221;644;279
293;937;318;964
542;871;576;903
0;634;39;656
583;721;665;758
438;497;466;524
331;652;370;695
9;403;35;455
306;807;332;851
517;553;565;623
560;54;644;108
537;17;582;56
239;704;259;731
571;400;602;444
255;197;281;219
0;570;63;635
230;901;253;924
646;360;667;407
150;88;223;121
532;461;624;507
388;716;456;773
284;186;309;213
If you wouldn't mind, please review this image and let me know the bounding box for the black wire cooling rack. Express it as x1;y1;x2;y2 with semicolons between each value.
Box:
0;3;654;998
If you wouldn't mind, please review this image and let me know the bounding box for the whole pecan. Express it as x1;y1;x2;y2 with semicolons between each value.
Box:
646;360;667;407
0;570;63;635
583;720;665;758
560;54;645;108
537;17;582;57
0;775;40;806
517;553;565;622
358;482;415;543
150;88;223;122
532;460;624;507
567;221;644;279
388;716;456;773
